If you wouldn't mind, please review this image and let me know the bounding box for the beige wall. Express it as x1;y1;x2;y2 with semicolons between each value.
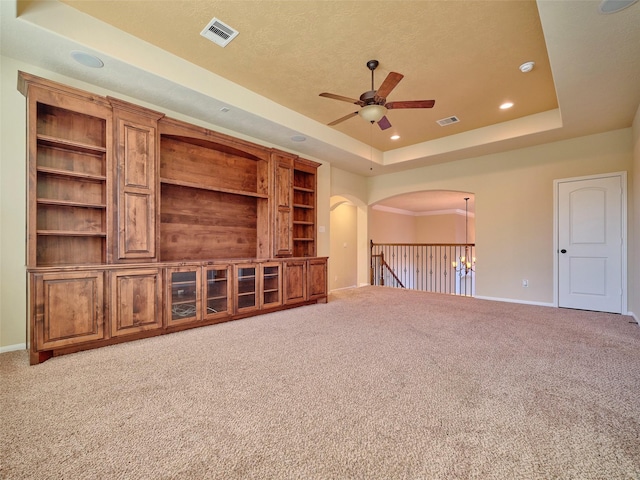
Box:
369;208;417;244
416;213;475;244
329;202;358;290
631;104;640;321
1;57;28;351
368;129;634;306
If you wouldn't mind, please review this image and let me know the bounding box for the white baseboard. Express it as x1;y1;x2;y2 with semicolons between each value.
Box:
474;296;555;308
627;311;639;324
0;343;27;354
359;282;371;287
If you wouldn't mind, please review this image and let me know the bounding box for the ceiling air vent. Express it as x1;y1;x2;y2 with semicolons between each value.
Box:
436;116;460;127
200;18;239;47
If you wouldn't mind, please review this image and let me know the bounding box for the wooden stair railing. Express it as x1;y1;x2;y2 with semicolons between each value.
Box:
371;251;406;288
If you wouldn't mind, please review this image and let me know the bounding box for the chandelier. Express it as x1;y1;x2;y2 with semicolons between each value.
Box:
452;197;475;275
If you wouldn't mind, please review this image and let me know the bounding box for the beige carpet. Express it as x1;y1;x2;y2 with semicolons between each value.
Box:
1;286;639;479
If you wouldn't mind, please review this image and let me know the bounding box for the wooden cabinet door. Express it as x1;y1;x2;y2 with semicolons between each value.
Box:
32;271;105;351
235;264;259;313
284;260;307;305
308;258;328;301
166;267;201;326
273;152;294;257
111;268;163;337
261;262;282;309
203;265;232;320
111;99;163;262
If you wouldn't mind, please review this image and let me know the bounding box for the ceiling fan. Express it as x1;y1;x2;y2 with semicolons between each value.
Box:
320;60;435;131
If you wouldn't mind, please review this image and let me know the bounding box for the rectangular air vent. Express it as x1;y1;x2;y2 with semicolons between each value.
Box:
436;116;460;127
200;18;239;47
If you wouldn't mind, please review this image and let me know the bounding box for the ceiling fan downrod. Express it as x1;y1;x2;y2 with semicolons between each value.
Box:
367;59;379;91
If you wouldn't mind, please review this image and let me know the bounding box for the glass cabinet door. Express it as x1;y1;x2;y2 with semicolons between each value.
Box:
167;267;201;325
235;264;257;313
261;262;282;308
204;265;231;320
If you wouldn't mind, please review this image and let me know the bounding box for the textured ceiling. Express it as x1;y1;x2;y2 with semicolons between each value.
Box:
59;0;557;152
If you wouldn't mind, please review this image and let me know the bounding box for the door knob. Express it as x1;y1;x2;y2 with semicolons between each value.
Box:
560;249;567;254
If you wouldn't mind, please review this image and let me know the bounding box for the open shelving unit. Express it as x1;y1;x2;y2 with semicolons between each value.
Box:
31;99;111;266
292;162;317;257
158;124;270;262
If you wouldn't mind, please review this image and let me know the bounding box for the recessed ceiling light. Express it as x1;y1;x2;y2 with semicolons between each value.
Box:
500;102;514;110
598;0;638;14
291;135;306;142
70;51;104;68
519;61;535;73
390;135;400;140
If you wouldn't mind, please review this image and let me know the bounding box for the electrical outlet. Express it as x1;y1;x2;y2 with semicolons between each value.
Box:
522;280;528;287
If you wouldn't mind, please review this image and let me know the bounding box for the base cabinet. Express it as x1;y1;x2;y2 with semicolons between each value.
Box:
111;269;163;337
28;258;326;364
31;271;105;363
284;257;328;305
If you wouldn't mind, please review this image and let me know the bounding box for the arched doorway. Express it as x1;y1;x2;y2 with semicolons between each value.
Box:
329;195;368;291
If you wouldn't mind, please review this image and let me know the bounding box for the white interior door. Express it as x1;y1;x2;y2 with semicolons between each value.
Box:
557;174;624;313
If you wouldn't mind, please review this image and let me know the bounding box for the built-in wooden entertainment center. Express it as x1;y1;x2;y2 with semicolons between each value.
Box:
19;72;327;365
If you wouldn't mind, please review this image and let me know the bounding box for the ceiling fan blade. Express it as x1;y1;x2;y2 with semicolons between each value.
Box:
386;100;436;109
319;92;364;105
377;116;392;130
328;111;359;126
375;72;404;100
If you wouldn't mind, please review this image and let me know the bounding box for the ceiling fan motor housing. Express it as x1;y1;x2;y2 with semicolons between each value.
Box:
360;90;383;105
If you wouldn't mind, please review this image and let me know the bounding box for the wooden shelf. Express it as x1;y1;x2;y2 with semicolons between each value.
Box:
37;198;107;209
37;134;107;154
37;230;106;237
37;166;106;182
171;298;197;306
293;203;314;209
293;186;314;193
206;295;227;301
293;220;314;225
160;177;268;199
293;238;314;242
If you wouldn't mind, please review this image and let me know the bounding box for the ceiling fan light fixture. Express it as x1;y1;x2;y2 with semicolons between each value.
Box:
359;104;387;123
